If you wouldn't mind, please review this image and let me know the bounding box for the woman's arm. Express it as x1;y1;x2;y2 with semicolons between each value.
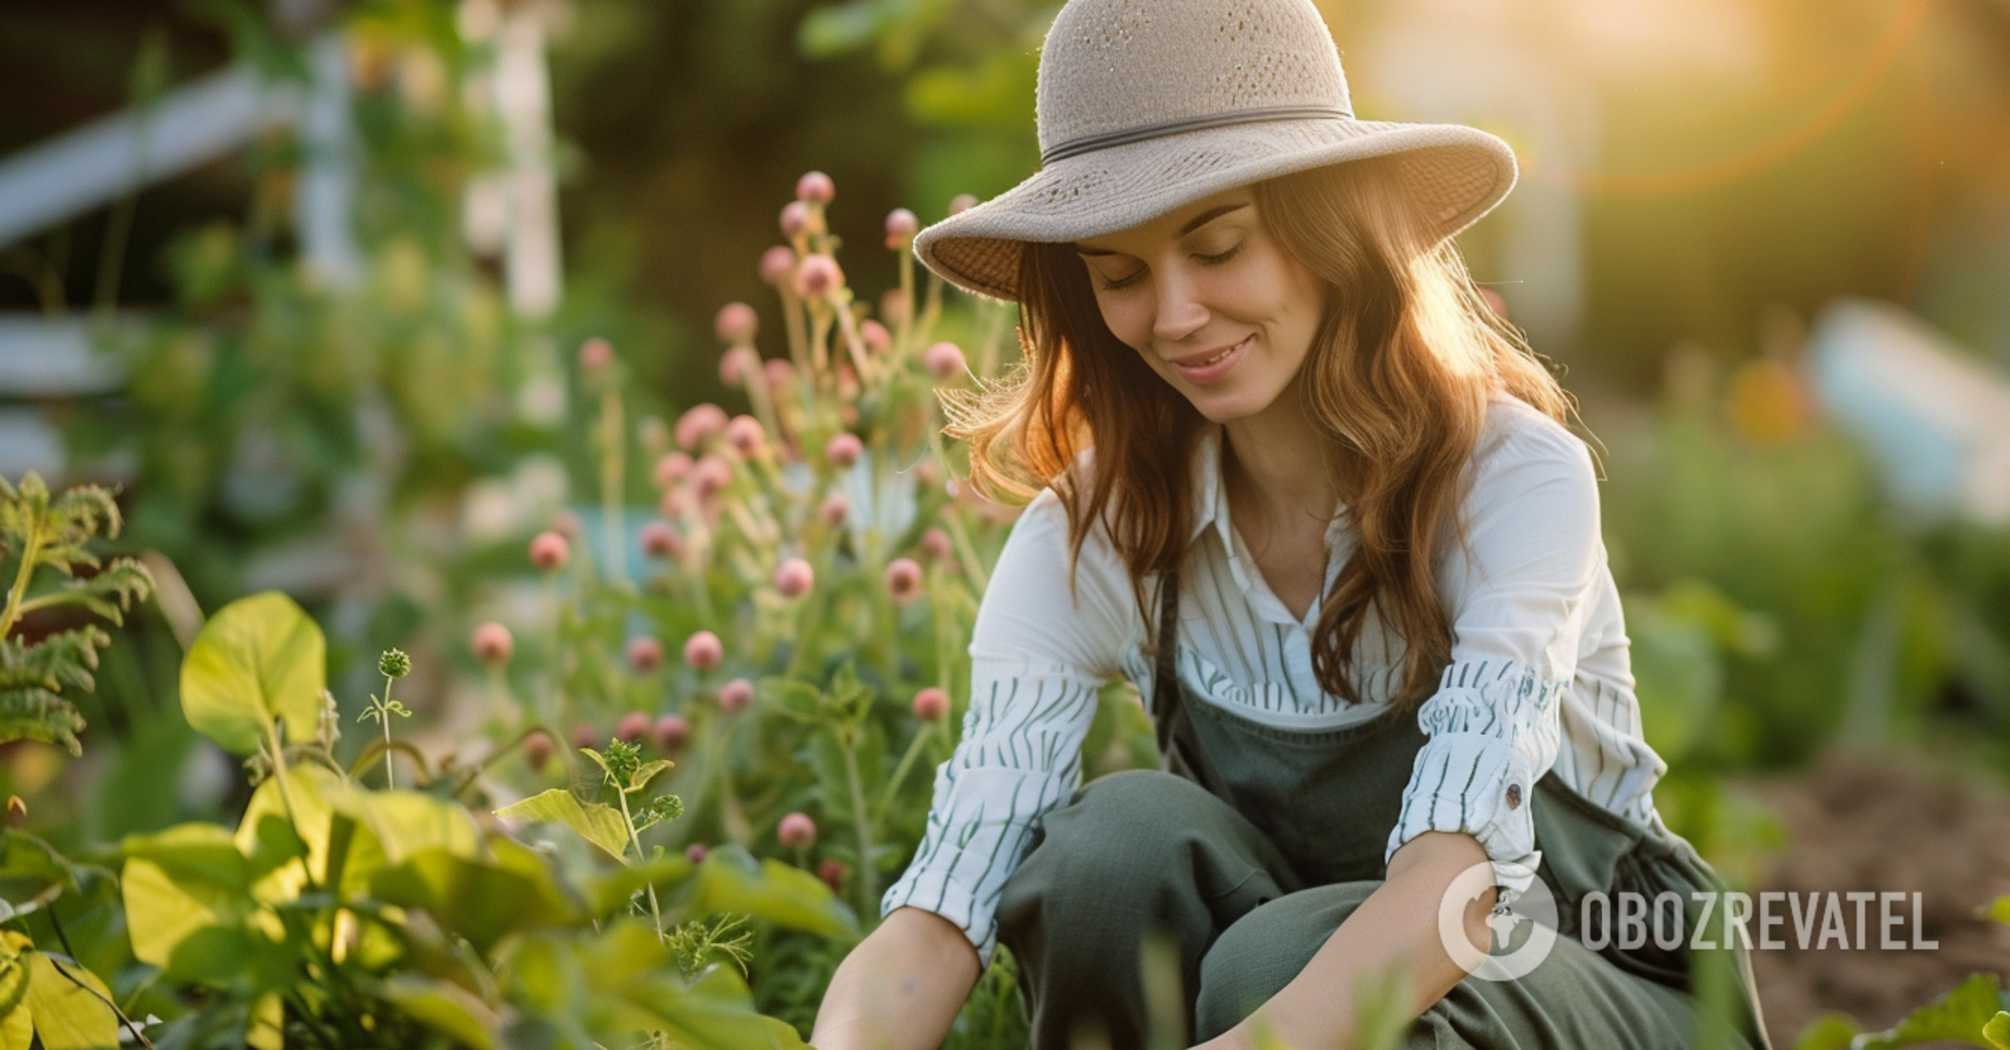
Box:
811;906;982;1050
1195;831;1497;1050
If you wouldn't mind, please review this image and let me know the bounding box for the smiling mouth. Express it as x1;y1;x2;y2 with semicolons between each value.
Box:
1172;335;1250;368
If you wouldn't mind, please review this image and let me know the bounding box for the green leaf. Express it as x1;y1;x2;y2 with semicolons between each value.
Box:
678;848;855;937
0;930;31;1025
582;856;695;920
1852;973;2005;1049
1981;897;2010;927
1789;1012;1861;1050
1982;1011;2009;1050
628;758;674;795
624;963;812;1049
0;830;80;917
179;591;325;754
0;685;87;756
232;764;341;901
327;787;483;867
24;950;120;1050
368;842;580;956
119;823;265;982
495;789;631;864
375;975;499;1050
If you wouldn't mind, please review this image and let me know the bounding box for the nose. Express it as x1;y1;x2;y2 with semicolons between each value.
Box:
1151;265;1209;346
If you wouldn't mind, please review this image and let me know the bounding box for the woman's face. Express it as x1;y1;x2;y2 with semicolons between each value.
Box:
1074;188;1328;426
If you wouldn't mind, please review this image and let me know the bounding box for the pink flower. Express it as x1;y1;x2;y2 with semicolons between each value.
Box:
819;493;849;527
683;630;723;673
923;341;966;381
818;857;847;893
725;414;765;456
471;621;514;665
674;403;729;451
524;731;555;772
880;288;911;326
796;170;835;205
885;558;924;604
654;713;690;752
780;200;812;238
824;432;863;468
717;677;755;713
884;208;918;250
529;531;570;572
836;364;860;401
912;687;949;722
919;528;953;562
715;302;758;345
627;637;665;673
773;557;814;599
861;319;891;353
615;710;652;743
691;454;733;500
948;193;978;215
718;345;761;388
794;254;842;299
685;842;709;864
778;811;817;850
640;521;683;559
658;488;688;520
759;245;796;286
578;337;615;373
653;452;694;488
763;357;796;392
571;723;600;750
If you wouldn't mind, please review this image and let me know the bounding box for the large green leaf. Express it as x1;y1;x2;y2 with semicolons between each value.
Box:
1852;974;2006;1050
119;824;261;982
375;975;500;1050
179;592;325;754
327;787;482;868
24;949;120;1050
496;789;630;864
679;849;855;937
368;842;580;956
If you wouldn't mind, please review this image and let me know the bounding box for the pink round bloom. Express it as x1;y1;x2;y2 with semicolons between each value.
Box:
884;208;918;250
571;723;600;751
718;345;761;388
948;193;978;215
778;811;818;850
923;341;967;381
674;403;729;451
819;493;849;527
654;713;690;752
471;621;514;665
919;528;953;562
818;858;847;893
759;245;797;286
683;630;723;673
578;337;615;373
779;200;812;238
880;288;911;326
763;357;797;392
725;414;765;456
691;454;733;501
685;842;709;864
794;254;842;299
627;636;665;674
717;677;755;713
529;531;570;572
615;710;652;744
912;686;950;722
861;319;891;354
824;432;863;468
773;557;814;599
714;302;758;345
640;521;683;559
885;558;924;604
796;170;835;205
524;731;555;772
653;451;694;489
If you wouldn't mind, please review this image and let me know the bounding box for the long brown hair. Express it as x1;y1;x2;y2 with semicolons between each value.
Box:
944;156;1573;714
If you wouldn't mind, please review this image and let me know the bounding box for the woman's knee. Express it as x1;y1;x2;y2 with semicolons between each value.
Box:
1019;770;1218;882
1194;881;1381;1039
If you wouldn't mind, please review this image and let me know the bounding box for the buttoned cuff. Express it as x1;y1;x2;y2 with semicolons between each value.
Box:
880;867;998;968
1386;731;1543;906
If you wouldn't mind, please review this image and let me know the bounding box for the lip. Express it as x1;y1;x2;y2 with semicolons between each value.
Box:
1168;334;1252;385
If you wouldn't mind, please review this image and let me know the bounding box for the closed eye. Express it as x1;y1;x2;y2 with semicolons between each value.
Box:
1093;243;1244;292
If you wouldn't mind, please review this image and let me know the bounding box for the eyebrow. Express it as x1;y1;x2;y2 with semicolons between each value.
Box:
1074;202;1249;257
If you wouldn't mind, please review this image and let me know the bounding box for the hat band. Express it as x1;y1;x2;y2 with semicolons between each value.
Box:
1040;104;1354;165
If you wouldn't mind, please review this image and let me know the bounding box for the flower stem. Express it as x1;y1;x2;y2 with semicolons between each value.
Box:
615;786;667;944
0;525;44;638
599;381;627;586
871;720;934;823
840;730;879;916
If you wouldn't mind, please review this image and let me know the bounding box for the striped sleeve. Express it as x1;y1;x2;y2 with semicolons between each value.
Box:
880;486;1130;965
1385;406;1598;906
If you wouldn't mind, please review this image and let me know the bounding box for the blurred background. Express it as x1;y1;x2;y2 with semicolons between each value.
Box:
1;0;2007;1043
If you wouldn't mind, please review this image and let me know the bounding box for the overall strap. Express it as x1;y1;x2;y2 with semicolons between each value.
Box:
1150;571;1192;776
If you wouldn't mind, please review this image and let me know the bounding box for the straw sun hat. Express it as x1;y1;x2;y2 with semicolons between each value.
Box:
912;0;1519;302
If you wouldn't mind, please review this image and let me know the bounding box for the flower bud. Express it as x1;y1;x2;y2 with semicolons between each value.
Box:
653;451;694;488
717;677;755;713
760;245;797;286
819;857;847;893
835;364;860;401
715;302;758;345
780;200;812;238
861;319;891;354
719;345;761;388
640;521;683;559
794;254;842;299
763;357;797;392
524;731;555;772
923;341;966;381
773;557;814;599
692;454;733;501
824;432;863;468
884;207;918;250
920;527;953;562
627;637;665;674
725;414;765;456
685;842;709;864
819;493;849;527
378;648;412;679
912;687;949;721
683;630;723;672
948;193;978;215
778;811;817;850
880;288;911;326
885;558;923;604
578;337;615;373
571;723;600;751
654;713;690;752
674;403;729;451
796;170;835;205
529;531;570;572
472;621;514;665
615;710;652;744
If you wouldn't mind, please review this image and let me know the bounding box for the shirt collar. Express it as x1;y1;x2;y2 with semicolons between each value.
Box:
1187;424;1350;627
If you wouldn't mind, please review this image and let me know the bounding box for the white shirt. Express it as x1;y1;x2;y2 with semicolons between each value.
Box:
882;396;1670;965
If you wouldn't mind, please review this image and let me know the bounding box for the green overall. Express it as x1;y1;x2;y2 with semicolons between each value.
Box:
994;573;1773;1050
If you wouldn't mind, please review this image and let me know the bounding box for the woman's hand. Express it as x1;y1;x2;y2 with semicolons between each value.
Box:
810;906;981;1050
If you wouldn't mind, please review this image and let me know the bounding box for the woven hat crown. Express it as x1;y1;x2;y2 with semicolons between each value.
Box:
1038;0;1353;157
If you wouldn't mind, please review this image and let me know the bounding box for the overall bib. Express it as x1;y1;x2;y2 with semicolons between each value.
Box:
995;573;1772;1050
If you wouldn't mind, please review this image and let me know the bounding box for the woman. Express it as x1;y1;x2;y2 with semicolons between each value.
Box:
812;1;1772;1048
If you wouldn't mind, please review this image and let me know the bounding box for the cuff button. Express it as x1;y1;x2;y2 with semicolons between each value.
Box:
1506;783;1523;809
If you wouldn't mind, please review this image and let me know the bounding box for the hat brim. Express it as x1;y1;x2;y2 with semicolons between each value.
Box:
914;117;1517;302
